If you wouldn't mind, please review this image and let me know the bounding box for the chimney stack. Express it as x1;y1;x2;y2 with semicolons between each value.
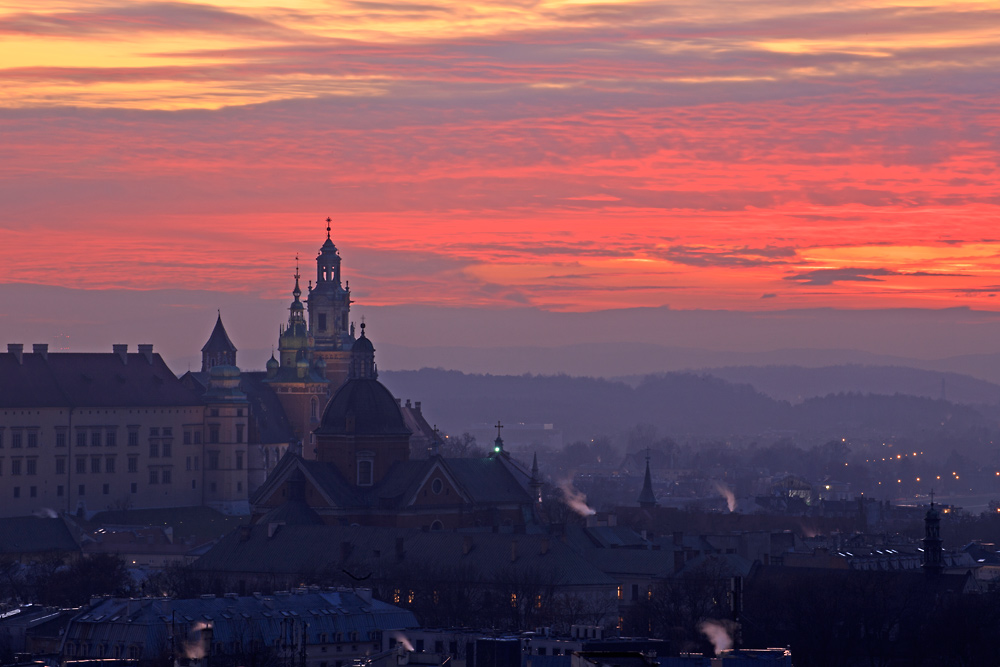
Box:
33;343;48;360
7;343;22;364
137;344;153;364
113;344;128;364
414;401;421;413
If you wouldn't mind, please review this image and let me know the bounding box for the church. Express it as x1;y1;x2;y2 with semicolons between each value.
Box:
0;219;542;526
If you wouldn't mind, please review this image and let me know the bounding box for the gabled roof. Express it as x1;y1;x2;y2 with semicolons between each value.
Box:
201;314;237;354
0;352;201;408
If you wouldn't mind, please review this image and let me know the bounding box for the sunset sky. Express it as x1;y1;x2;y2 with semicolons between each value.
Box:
3;0;1000;366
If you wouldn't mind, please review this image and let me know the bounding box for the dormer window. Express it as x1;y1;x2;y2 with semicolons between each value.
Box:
357;457;373;486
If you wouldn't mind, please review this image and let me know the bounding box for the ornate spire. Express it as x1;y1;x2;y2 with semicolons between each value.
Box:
326;216;332;240
493;420;504;455
293;255;302;300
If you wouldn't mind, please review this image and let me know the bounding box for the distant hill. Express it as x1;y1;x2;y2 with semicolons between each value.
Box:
673;365;1000;406
380;369;992;449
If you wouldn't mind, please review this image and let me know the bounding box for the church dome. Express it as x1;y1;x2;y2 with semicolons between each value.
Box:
315;378;410;436
266;355;279;371
352;333;374;354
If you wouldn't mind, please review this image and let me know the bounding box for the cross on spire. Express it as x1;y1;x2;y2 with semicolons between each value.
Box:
493;420;504;454
326;216;332;240
495;420;503;439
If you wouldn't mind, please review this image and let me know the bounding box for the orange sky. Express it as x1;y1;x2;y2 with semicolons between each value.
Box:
2;0;1000;314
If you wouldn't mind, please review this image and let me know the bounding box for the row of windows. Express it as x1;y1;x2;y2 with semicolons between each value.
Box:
0;429;40;448
11;478;198;498
0;424;251;449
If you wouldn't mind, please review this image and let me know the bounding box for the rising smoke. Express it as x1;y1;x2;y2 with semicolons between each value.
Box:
713;481;737;513
699;619;735;656
558;478;596;517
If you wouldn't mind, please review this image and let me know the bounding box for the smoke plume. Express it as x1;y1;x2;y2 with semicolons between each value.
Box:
699;620;734;656
558;478;596;517
713;481;737;513
392;631;415;652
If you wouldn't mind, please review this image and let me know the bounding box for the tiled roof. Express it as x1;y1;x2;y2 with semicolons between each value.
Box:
0;352;201;408
192;524;617;588
0;516;82;555
201;314;237;354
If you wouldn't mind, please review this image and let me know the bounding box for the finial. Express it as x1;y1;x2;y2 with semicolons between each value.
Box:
495;420;503;439
930;488;935;508
295;254;300;278
326;216;332;240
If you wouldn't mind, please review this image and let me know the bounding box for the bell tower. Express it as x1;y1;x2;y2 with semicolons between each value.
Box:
307;217;354;388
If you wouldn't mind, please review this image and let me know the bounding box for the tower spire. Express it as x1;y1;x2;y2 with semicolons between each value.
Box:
638;448;657;508
326;216;332;240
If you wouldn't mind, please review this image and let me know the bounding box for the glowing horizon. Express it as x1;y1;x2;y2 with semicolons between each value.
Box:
2;0;1000;314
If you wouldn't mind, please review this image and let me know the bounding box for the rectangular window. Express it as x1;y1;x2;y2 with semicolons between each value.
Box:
78;484;85;496
105;458;115;474
128;429;139;447
105;431;116;447
208;452;219;470
91;457;101;474
149;470;158;484
193;431;202;444
56;431;66;448
57;485;64;497
90;431;101;447
163;427;172;437
194;456;200;471
76;457;86;474
13;487;19;498
0;428;4;447
162;441;172;458
26;459;36;475
77;431;87;448
236;424;244;444
162;470;172;484
357;460;373;486
130;482;137;494
319;313;327;331
236;452;244;470
149;427;160;436
183;431;191;445
209;426;219;444
11;459;21;476
11;431;22;448
27;432;38;448
56;458;65;474
149;442;159;458
102;483;110;495
185;456;191;471
127;456;138;473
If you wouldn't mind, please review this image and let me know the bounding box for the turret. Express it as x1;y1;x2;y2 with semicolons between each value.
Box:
201;312;237;372
308;217;353;352
922;496;944;575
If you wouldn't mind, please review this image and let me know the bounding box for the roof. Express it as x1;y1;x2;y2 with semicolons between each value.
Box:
65;591;417;659
253;453;536;512
192;524;617;589
316;378;411;436
201;314;237;354
0;516;82;555
0;351;202;408
181;371;296;445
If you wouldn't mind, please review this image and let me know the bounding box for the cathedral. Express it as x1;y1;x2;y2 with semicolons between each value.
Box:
185;220;541;529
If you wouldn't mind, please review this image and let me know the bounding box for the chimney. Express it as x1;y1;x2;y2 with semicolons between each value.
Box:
395;536;405;560
511;539;518;563
405;399;411;408
540;537;549;555
414;401;421;414
462;535;473;555
8;344;23;364
137;344;153;364
113;344;128;364
33;343;48;360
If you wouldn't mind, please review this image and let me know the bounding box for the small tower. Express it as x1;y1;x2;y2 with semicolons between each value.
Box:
922;494;944;575
492;420;505;456
638;449;657;509
348;322;377;380
530;452;543;503
203;365;250;515
201;312;237;372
